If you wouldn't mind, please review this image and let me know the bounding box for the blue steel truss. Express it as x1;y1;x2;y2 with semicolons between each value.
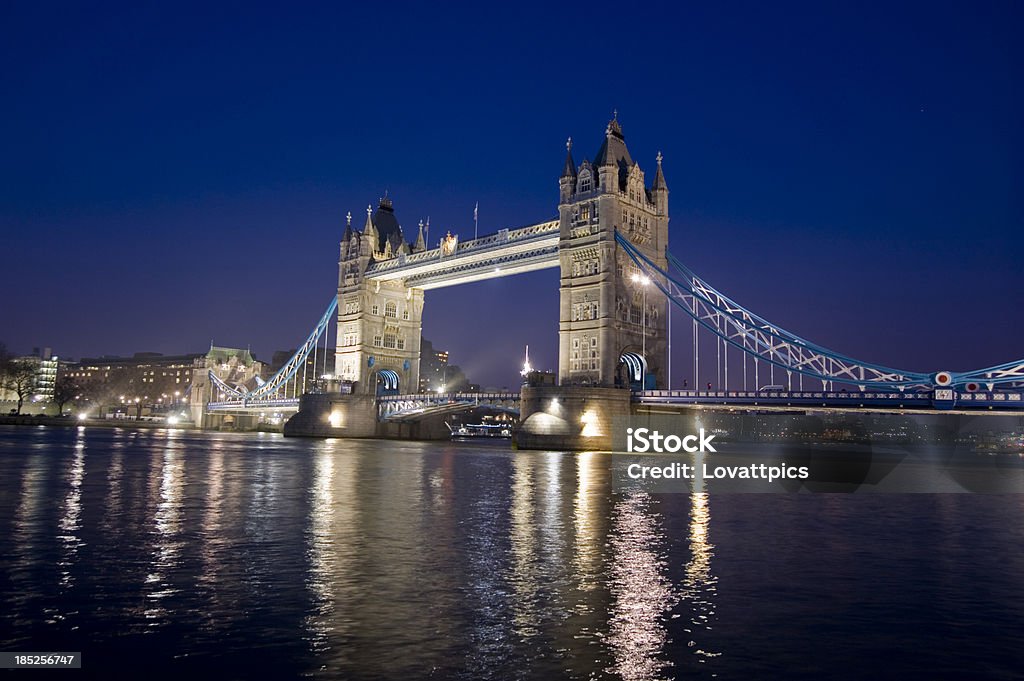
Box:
615;232;1024;390
209;296;337;407
247;296;337;401
208;370;246;398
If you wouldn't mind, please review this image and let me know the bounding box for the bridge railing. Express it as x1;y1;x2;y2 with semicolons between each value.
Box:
634;389;1024;408
378;392;520;403
207;397;300;411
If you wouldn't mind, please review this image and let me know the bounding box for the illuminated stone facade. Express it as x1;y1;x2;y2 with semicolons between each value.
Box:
335;197;425;395
558;117;670;387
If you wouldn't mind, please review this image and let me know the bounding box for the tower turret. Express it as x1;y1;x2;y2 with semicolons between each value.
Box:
361;204;377;257
414;220;426;251
652;151;668;215
559;137;577;204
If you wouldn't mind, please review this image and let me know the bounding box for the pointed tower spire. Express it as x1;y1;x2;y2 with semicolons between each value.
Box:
653;151;667;190
342;210;353;241
363;204;378;253
415;219;426;251
561;137;577;179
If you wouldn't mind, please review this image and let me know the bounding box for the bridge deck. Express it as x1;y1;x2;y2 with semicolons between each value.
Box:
207;398;300;412
364;220;559;289
634;389;1024;412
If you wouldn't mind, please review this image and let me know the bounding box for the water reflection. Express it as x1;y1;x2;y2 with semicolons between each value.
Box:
0;430;1016;679
11;449;48;608
573;451;602;592
682;492;720;665
57;433;86;590
305;440;362;668
144;441;185;621
510;452;539;640
103;437;124;536
606;490;675;681
197;445;226;626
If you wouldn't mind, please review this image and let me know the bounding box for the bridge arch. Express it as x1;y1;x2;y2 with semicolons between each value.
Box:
618;352;648;391
375;369;401;396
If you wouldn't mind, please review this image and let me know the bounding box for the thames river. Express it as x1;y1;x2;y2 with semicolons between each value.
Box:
0;425;1021;679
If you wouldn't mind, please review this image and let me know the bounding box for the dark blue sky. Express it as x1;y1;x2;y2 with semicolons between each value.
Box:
1;2;1020;389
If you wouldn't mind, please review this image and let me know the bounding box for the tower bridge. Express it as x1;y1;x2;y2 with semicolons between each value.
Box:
200;116;1024;446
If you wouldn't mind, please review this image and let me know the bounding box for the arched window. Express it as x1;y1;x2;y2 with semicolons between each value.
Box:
578;168;593;194
384;301;397;318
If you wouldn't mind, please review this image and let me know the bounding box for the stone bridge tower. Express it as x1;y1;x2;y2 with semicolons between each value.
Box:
335;197;425;395
557;116;669;388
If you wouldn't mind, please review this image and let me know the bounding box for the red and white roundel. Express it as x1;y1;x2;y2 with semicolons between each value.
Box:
965;382;980;392
934;371;953;386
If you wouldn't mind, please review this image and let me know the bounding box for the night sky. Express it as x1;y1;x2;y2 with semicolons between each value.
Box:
1;2;1020;389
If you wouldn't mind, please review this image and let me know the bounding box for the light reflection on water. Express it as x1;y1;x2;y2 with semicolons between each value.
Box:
57;435;85;591
0;426;1022;680
145;443;185;617
606;490;675;681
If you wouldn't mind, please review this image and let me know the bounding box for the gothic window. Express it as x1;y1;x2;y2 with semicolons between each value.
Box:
397;337;406;350
373;335;383;347
384;301;397;318
371;304;379;316
579;204;590;221
630;304;641;325
578;169;593;194
402;307;410;320
342;325;358;347
383;333;397;349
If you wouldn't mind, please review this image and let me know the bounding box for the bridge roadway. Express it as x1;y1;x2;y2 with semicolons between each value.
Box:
364;220;560;289
207;388;1024;418
207;397;300;413
377;392;521;420
378;388;1024;419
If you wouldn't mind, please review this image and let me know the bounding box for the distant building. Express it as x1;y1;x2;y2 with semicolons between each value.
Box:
418;337;471;393
30;347;59;402
0;347;60;408
68;346;265;415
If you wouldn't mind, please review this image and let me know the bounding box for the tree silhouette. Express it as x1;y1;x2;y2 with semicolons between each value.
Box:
52;370;80;416
2;359;37;415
